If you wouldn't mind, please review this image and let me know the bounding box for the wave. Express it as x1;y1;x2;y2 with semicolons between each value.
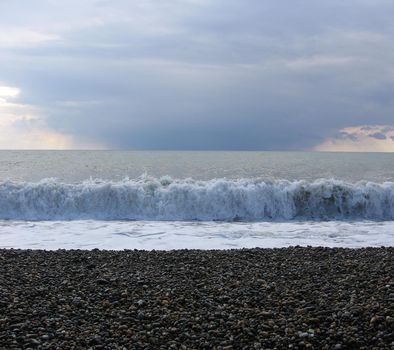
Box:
0;177;393;221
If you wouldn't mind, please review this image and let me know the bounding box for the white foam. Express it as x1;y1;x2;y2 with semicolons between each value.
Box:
0;177;393;221
1;220;393;250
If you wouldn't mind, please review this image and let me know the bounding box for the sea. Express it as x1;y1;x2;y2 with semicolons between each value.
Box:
0;150;393;250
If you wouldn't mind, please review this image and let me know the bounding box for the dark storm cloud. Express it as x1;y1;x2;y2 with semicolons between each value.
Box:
1;0;394;149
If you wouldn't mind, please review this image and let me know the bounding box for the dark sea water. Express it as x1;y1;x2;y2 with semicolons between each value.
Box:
1;150;393;182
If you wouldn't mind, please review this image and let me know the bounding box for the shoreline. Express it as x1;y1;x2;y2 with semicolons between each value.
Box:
0;247;393;349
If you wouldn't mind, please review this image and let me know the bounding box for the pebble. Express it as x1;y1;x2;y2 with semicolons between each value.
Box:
0;247;393;349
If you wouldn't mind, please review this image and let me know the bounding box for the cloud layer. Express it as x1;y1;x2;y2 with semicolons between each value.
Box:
0;0;394;150
316;125;394;152
0;85;103;149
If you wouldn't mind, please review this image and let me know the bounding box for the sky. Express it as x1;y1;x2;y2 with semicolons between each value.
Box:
0;0;394;151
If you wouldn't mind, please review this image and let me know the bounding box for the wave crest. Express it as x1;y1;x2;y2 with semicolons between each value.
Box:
0;177;393;221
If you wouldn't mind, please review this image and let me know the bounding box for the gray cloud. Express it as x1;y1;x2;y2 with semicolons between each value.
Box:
369;132;387;140
1;0;394;149
338;132;359;142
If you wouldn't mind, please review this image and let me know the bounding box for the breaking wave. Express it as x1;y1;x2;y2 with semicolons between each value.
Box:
0;177;393;221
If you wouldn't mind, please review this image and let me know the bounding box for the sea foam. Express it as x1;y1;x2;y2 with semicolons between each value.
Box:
0;177;393;221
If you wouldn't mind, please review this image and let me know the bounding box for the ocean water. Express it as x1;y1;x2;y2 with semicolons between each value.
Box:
0;150;393;249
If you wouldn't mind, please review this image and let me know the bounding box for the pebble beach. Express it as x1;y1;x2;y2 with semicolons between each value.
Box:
0;247;393;349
